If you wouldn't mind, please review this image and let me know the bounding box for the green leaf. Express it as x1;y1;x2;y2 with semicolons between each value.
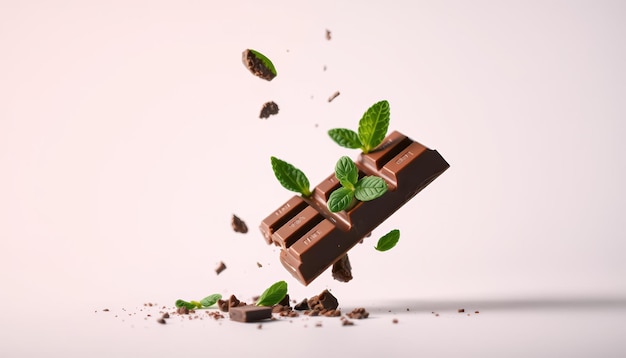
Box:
327;187;355;212
357;100;390;153
334;156;358;189
271;157;312;197
375;229;400;251
175;299;197;310
354;176;387;201
256;280;288;306
328;128;362;149
248;49;277;76
190;300;202;309
200;294;222;308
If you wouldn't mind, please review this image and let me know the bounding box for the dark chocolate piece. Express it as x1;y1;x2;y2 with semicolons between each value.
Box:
259;131;449;285
307;289;338;311
229;305;273;323
215;261;227;275
331;254;353;282
259;101;279;119
242;49;276;81
231;214;248;233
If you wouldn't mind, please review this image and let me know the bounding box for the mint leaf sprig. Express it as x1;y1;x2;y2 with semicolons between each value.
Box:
375;229;400;251
327;156;388;212
256;280;288;306
328;100;390;154
175;293;222;310
270;157;312;197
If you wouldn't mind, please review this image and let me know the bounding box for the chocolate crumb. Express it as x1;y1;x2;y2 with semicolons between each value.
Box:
392;318;399;324
256;262;262;268
231;214;248;233
315;322;322;327
257;324;262;329
307;289;339;310
259;101;279;119
162;312;170;319
332;254;352;282
215;261;227;275
177;306;189;315
475;311;480;314
341;319;354;326
325;29;331;41
157;318;166;324
102;308;109;312
327;91;340;103
458;308;465;313
347;307;369;319
294;298;309;311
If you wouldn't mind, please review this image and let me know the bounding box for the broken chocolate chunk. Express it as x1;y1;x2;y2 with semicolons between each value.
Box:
215;261;227;275
231;214;248;233
307;289;339;311
294;298;309;311
229;305;273;323
259;101;279;119
347;307;369;319
331;254;353;282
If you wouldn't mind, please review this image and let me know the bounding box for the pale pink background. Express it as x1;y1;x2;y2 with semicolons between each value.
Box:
1;1;625;357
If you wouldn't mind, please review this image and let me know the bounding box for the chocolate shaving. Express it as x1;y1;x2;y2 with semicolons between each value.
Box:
327;91;340;102
259;101;279;119
215;261;227;275
231;214;248;233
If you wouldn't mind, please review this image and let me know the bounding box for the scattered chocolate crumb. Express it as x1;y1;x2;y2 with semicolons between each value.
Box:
215;261;227;275
392;318;399;324
102;308;109;312
323;65;327;71
257;324;262;329
406;308;410;311
157;318;166;324
308;289;339;310
475;311;480;314
177;306;189;315
315;322;322;327
332;254;352;282
341;319;354;326
435;313;439;317
241;49;276;81
458;308;465;313
231;214;248;233
327;91;340;103
256;262;262;268
294;298;309;311
347;308;369;319
218;295;246;312
325;29;331;41
259;101;279;119
162;312;170;319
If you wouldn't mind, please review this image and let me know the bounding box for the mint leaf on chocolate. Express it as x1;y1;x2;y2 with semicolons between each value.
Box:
375;229;400;251
328;128;361;149
256;280;288;306
334;156;358;190
354;176;388;201
242;49;277;81
358;100;390;153
270;156;312;197
328;187;355;212
200;294;222;308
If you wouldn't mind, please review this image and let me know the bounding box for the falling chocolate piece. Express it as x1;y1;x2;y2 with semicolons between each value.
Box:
331;254;353;282
259;101;279;119
242;49;277;81
231;214;248;233
325;29;331;41
215;261;227;275
328;91;340;102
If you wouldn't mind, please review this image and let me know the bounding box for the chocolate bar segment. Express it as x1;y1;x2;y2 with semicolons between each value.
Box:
229;305;273;323
260;131;449;285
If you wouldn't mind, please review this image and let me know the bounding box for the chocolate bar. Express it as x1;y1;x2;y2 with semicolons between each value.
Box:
260;131;449;285
229;305;273;322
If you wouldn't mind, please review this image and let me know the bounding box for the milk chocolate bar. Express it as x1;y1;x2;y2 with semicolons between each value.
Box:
229;305;273;322
260;131;449;285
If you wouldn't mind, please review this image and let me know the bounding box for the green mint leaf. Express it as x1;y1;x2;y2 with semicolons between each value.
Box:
354;176;388;201
271;156;312;197
256;280;288;306
327;187;355;212
248;49;278;77
175;299;197;310
357;100;390;153
375;229;400;251
328;128;362;149
190;300;202;309
334;156;358;189
200;294;222;308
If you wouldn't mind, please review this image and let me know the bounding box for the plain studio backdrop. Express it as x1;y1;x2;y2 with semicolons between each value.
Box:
1;1;625;357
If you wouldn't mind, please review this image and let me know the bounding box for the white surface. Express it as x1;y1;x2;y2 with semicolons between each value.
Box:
1;0;626;357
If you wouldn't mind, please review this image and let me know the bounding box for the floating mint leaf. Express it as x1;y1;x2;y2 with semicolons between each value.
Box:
334;156;358;189
256;280;288;306
354;176;387;201
358;100;390;153
175;299;197;310
271;156;312;197
328;187;355;212
200;294;222;308
242;49;277;81
375;229;400;251
328;128;362;149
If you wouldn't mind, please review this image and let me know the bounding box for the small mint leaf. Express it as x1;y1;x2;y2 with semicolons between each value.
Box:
354;176;387;201
199;294;222;308
334;156;358;189
249;49;277;76
271;157;312;197
327;187;355;212
375;229;400;251
175;299;196;310
358;100;390;153
256;280;288;306
328;128;362;149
